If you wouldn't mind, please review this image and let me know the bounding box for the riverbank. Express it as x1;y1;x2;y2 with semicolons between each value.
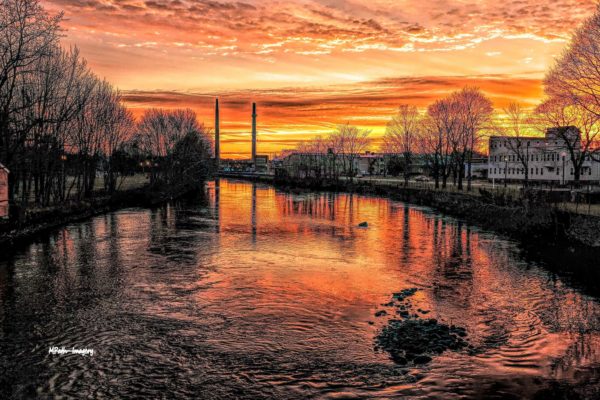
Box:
0;183;202;247
229;175;599;249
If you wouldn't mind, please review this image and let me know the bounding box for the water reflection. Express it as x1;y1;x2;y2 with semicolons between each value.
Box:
0;179;599;399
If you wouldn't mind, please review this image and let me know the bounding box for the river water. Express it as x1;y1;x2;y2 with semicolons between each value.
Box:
1;179;599;399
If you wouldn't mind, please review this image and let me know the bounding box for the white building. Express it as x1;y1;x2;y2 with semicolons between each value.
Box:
488;126;600;184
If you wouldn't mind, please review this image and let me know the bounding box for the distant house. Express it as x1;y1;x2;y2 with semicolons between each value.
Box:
0;163;8;219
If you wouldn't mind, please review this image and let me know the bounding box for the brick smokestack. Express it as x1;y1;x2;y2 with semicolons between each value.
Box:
251;102;257;165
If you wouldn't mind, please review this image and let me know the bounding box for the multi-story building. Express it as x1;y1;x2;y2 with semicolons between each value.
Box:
488;126;600;184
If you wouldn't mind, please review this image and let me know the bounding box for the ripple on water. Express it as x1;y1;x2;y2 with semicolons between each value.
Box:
2;180;600;399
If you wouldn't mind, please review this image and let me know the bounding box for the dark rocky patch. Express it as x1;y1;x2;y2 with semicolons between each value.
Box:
375;288;470;366
376;318;469;365
392;288;419;301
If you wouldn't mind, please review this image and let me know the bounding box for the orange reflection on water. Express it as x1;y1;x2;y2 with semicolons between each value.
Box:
3;178;599;398
201;179;600;381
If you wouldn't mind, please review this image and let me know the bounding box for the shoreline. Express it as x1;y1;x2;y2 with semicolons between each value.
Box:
224;174;600;249
221;175;600;296
0;183;203;248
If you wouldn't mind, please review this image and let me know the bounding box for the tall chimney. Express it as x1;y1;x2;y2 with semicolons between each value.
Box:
215;98;220;169
251;102;257;165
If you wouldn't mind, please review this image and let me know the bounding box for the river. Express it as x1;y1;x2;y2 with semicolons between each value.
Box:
1;179;599;399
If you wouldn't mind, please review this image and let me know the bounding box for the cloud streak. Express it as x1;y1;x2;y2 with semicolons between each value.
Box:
44;0;596;57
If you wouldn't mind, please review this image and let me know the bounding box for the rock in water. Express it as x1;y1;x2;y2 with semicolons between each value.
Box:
375;289;470;366
376;318;468;365
413;355;432;365
358;222;368;227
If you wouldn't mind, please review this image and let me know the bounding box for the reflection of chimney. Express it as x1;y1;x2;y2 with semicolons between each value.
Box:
215;98;220;168
251;102;257;165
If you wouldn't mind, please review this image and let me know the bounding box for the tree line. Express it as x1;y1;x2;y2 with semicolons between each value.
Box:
287;87;493;191
0;0;213;220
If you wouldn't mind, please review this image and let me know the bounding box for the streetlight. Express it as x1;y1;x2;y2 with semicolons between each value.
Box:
561;152;566;186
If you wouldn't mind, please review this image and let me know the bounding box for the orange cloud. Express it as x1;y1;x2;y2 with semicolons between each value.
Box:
37;0;595;157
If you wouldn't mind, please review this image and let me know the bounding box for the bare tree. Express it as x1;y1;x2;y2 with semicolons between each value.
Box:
492;102;535;188
534;97;600;183
540;5;600;184
100;87;135;194
382;105;421;186
137;109;202;158
426;98;459;189
329;123;371;178
0;0;62;203
135;108;212;185
453;87;493;191
545;5;600;119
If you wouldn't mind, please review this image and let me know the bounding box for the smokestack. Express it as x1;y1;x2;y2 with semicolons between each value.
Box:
251;102;257;165
215;98;220;169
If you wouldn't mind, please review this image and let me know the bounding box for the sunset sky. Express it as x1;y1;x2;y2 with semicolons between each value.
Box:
42;0;597;158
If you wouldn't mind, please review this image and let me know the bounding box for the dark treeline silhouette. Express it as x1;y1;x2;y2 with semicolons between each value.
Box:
0;0;212;223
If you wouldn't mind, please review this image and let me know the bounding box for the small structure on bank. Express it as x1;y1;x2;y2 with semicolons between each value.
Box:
0;163;9;219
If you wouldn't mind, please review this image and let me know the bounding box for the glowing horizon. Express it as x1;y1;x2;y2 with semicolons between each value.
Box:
41;0;597;158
